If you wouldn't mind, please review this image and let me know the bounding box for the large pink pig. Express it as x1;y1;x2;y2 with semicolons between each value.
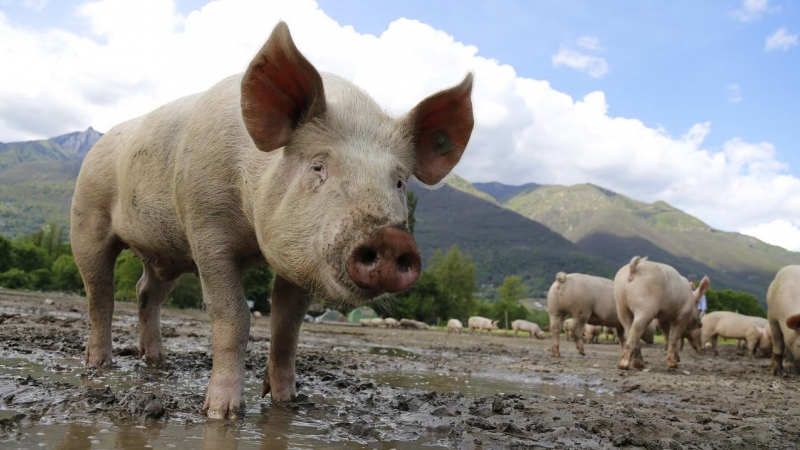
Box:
70;22;474;419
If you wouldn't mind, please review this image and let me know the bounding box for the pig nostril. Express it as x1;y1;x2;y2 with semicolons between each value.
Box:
355;247;378;266
396;254;414;273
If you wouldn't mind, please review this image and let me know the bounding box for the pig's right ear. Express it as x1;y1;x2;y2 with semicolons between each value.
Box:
407;73;475;185
787;314;800;330
241;22;326;152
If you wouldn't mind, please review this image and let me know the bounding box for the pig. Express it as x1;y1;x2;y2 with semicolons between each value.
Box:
383;317;399;328
766;265;800;376
253;311;262;319
400;318;428;330
447;318;463;335
583;324;602;344
614;256;709;370
512;319;545;339
563;317;575;341
358;318;371;327
603;326;617;343
70;22;475;419
370;318;386;328
468;316;498;335
700;311;771;359
641;319;657;345
547;272;625;357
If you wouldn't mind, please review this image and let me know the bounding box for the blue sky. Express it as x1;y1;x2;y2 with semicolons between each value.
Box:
1;0;799;249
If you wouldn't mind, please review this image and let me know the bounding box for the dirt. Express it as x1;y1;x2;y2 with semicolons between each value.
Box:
1;289;799;449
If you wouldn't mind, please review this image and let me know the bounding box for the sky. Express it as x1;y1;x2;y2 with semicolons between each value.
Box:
1;0;799;251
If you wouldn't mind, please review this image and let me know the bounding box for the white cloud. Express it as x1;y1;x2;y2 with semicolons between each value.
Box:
741;220;800;251
765;28;798;52
551;45;609;78
729;0;777;22
576;36;603;51
0;0;49;11
727;83;742;103
1;0;800;250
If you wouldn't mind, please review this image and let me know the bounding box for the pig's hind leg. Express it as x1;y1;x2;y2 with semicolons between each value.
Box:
621;315;650;370
136;264;177;365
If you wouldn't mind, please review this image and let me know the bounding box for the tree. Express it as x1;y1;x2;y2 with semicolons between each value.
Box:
51;254;84;293
706;289;766;318
0;268;31;289
407;190;418;235
11;242;50;272
243;264;274;314
491;276;529;325
376;271;439;323
114;251;143;302
428;245;477;321
0;235;12;273
168;274;203;309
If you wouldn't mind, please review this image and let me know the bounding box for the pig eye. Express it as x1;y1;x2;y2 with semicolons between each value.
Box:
312;163;324;172
396;179;406;190
432;131;452;155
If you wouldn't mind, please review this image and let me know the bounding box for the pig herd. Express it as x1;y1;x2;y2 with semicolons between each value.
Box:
69;18;800;421
544;256;800;377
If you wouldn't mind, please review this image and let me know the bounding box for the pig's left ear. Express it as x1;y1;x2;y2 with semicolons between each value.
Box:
241;22;326;152
787;314;800;330
694;276;710;302
406;73;474;185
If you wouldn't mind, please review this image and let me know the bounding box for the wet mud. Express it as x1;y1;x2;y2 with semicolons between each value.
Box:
1;289;799;449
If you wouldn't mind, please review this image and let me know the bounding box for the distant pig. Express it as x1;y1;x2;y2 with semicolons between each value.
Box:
766;266;800;376
564;318;575;341
468;316;498;335
400;318;428;330
70;22;474;419
512;320;544;339
583;324;602;344
701;311;771;359
358;318;371;327
547;272;624;357
384;318;399;328
370;318;386;328
614;256;709;370
447;319;463;335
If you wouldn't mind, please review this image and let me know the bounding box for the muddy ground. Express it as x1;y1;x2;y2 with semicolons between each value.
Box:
1;289;799;449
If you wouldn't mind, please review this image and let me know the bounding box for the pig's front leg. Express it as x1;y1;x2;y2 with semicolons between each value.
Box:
200;265;251;420
262;275;312;402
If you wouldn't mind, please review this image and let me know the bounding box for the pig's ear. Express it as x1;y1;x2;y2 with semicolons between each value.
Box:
694;276;710;303
407;73;475;185
241;22;326;152
787;314;800;330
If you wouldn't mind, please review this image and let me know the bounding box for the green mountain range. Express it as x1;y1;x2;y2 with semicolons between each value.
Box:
477;182;800;300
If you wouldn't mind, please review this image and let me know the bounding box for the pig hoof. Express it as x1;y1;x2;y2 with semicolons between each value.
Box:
633;360;645;371
139;345;166;366
204;394;245;420
85;346;113;367
550;347;560;358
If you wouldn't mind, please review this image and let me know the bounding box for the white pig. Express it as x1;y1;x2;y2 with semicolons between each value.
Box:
70;22;474;419
370;318;386;327
767;266;800;376
447;319;463;334
383;318;399;328
701;311;771;359
614;256;709;370
512;320;544;339
583;324;602;344
468;316;498;335
547;272;624;357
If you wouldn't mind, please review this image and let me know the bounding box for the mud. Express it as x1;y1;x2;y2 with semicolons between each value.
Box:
1;289;799;449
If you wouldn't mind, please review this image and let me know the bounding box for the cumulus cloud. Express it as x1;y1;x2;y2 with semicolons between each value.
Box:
765;28;798;52
727;83;742;103
741;220;800;252
551;45;609;78
576;36;603;51
729;0;777;22
1;0;799;250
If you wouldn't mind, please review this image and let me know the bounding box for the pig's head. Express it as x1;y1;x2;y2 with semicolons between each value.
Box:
242;22;474;304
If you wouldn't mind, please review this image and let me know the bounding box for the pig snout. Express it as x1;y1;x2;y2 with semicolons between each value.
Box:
346;226;421;293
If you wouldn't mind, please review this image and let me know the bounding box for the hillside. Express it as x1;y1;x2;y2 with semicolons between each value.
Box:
412;180;616;295
489;182;800;299
472;181;539;203
0;128;101;237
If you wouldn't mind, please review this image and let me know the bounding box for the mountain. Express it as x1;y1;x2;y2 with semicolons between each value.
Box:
0;128;102;237
483;182;800;300
412;177;617;295
472;181;539;203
